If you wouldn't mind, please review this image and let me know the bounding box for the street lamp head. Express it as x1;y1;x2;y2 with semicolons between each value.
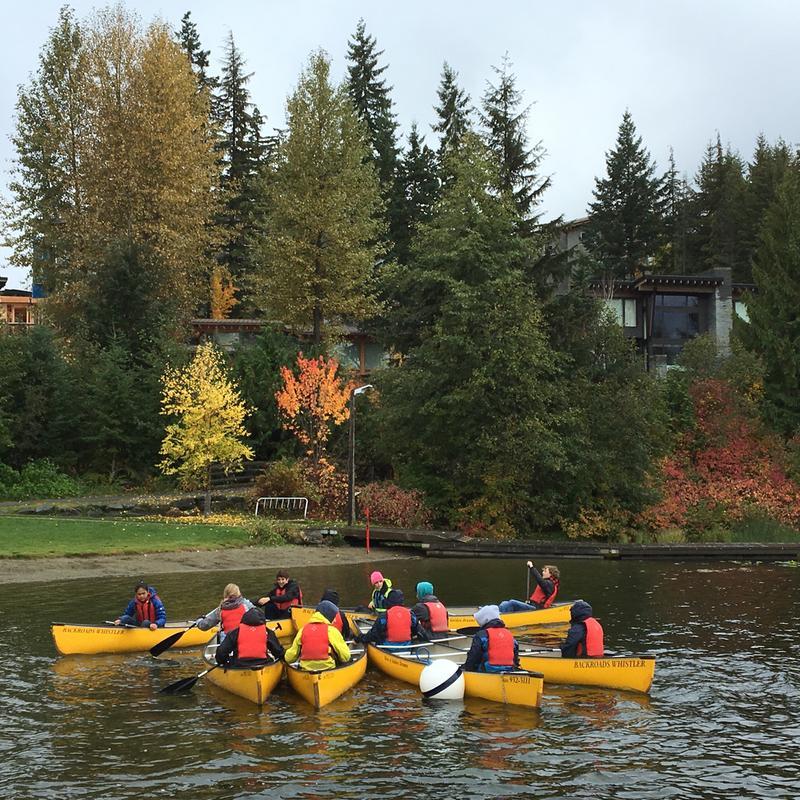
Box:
353;384;374;396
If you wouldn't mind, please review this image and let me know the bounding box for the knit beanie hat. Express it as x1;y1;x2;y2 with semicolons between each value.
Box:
416;581;434;601
241;607;266;626
370;571;384;584
320;588;340;605
385;589;404;607
474;605;500;627
316;600;339;623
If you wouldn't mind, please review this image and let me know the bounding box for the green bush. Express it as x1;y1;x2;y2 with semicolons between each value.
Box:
0;459;84;501
244;516;291;546
729;511;800;542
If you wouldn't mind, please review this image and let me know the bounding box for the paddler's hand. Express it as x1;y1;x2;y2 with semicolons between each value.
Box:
526;561;534;569
113;618;122;626
149;623;157;631
258;597;270;605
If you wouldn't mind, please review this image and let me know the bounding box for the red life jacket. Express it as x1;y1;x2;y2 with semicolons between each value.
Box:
386;606;412;643
530;578;559;608
134;597;156;624
300;622;331;661
273;584;302;611
423;601;449;633
486;627;515;667
220;604;247;633
332;611;343;633
237;624;267;659
577;616;604;657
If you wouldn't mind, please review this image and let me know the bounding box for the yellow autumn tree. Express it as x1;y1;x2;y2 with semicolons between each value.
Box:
210;266;239;319
159;342;253;514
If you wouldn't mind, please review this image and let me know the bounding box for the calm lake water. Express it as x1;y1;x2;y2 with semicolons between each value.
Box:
2;555;799;799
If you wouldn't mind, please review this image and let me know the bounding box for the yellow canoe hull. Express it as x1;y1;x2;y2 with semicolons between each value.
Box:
519;653;656;693
204;658;284;706
286;651;368;709
293;603;571;633
51;622;218;655
367;643;543;709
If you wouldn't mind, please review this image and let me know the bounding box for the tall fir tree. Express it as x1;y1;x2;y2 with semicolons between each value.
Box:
655;148;693;274
583;110;664;285
391;122;439;265
253;51;384;346
432;62;472;171
742;161;800;436
688;135;749;280
215;32;267;305
175;11;216;94
480;55;550;231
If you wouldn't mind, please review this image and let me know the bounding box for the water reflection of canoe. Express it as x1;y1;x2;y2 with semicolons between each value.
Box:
366;643;544;709
51;621;218;655
203;653;284;706
518;652;656;693
286;650;368;709
291;602;572;632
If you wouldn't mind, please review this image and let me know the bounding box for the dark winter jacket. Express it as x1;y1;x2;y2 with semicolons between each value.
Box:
560;600;596;657
215;607;285;665
463;619;519;672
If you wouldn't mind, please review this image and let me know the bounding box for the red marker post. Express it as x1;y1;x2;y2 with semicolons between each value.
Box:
365;507;371;554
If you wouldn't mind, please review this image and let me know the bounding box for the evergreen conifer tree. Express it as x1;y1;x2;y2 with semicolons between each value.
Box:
583;110;664;284
655;149;693;274
175;11;216;94
742;161;800;436
480;55;550;231
216;32;267;304
432;62;472;169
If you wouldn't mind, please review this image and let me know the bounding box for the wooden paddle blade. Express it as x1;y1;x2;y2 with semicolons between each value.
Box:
160;674;200;694
149;630;186;658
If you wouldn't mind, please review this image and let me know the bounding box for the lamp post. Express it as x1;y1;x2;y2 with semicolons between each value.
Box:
348;384;373;526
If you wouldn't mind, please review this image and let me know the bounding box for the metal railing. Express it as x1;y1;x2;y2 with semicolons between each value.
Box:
254;496;309;519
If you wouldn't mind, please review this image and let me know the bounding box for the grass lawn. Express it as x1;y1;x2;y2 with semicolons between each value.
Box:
0;516;252;558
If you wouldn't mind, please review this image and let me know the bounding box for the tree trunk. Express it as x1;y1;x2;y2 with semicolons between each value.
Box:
204;464;212;516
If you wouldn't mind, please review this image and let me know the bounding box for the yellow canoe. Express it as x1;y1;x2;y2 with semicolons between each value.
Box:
518;652;656;693
203;654;284;706
292;603;571;633
51;621;218;655
286;650;368;709
366;643;543;709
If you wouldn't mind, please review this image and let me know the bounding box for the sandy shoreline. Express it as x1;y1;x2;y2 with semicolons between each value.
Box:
0;544;418;584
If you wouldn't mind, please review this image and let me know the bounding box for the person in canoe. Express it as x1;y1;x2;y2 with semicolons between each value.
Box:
359;589;423;647
319;588;352;639
463;605;520;673
214;607;285;667
114;581;166;630
284;600;351;671
367;570;393;611
196;583;254;640
411;581;450;638
256;569;303;621
498;562;560;613
560;600;605;658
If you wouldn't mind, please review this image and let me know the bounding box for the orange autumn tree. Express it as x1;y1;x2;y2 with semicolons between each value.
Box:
275;353;353;465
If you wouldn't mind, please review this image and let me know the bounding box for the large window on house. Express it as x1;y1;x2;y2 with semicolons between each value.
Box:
604;298;637;327
652;294;701;340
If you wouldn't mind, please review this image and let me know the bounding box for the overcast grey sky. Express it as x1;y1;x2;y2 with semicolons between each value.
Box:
2;0;799;288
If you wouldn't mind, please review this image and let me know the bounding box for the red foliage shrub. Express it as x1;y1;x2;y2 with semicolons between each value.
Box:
358;481;432;529
640;378;800;534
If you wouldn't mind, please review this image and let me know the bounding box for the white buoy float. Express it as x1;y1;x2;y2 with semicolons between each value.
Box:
419;659;465;700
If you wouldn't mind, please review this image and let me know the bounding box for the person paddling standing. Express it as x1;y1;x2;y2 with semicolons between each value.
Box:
115;581;166;631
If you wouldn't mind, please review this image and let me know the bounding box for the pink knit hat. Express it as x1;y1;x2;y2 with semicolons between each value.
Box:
370;571;384;584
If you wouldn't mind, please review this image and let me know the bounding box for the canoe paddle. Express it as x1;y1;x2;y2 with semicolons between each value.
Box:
160;665;219;694
150;622;200;658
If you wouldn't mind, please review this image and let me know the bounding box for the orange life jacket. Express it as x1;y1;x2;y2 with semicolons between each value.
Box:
423;601;449;633
486;627;515;667
237;624;267;659
386;606;412;643
273;584;302;611
332;611;344;633
220;604;247;633
134;597;156;623
577;616;604;657
300;622;331;661
530;578;559;608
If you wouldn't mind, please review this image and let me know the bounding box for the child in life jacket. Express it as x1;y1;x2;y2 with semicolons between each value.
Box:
411;581;450;638
114;581;166;630
498;562;560;613
560;600;605;658
196;583;254;641
463;605;519;673
214;607;285;666
257;570;303;620
284;600;351;671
